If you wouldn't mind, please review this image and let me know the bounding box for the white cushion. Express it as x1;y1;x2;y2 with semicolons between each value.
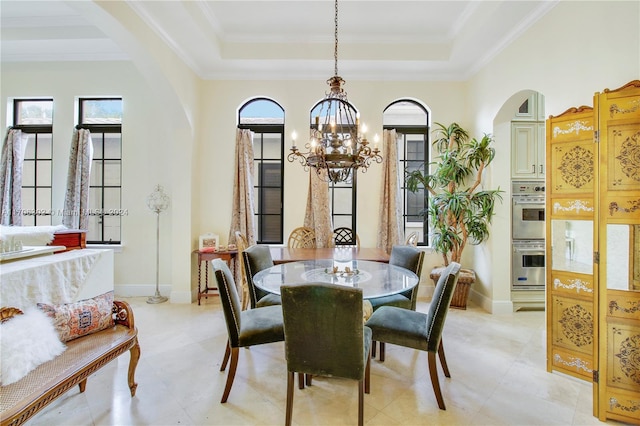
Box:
1;308;66;386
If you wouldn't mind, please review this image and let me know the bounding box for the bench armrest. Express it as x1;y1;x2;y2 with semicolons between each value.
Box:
113;300;135;329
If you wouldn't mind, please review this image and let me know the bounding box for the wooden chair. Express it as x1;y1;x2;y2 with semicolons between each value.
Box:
331;227;360;248
365;262;461;410
212;259;284;403
233;231;250;310
405;231;419;246
241;244;282;308
281;283;371;426
287;226;316;248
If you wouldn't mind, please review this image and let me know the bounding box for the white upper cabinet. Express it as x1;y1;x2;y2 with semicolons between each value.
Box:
511;122;546;179
512;93;546;179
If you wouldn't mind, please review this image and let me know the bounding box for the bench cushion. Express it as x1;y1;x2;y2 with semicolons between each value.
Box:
38;291;114;342
1;308;66;386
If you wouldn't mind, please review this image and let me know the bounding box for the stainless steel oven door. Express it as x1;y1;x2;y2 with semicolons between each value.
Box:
512;196;545;239
512;241;546;290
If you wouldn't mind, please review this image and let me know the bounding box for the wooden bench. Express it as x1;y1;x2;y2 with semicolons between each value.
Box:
0;301;140;426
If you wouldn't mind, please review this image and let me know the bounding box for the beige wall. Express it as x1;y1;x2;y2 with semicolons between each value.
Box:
2;0;638;310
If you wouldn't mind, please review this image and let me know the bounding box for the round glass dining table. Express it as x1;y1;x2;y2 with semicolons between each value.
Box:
252;259;419;300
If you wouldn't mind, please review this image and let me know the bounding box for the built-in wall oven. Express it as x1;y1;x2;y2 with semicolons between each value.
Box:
512;240;545;289
512;182;546;290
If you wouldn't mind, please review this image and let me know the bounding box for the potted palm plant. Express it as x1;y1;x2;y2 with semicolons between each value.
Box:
406;122;503;308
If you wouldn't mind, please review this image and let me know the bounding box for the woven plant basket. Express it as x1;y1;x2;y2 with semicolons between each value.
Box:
429;267;476;310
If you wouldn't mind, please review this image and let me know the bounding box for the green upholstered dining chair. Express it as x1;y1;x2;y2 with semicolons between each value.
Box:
369;244;425;312
281;283;372;426
241;244;282;309
365;262;461;410
368;245;425;358
212;259;284;403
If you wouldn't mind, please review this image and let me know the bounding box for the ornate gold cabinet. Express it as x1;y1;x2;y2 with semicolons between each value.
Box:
596;81;640;423
546;105;597;381
547;80;640;424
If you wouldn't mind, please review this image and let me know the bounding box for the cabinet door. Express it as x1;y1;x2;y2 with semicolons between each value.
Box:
511;122;537;179
537;123;546;177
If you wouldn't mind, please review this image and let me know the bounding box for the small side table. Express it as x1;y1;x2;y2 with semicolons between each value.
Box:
193;249;238;305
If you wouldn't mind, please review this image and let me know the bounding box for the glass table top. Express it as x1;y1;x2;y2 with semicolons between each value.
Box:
252;259;419;299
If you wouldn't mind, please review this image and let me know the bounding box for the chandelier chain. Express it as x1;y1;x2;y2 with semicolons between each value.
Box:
334;0;339;77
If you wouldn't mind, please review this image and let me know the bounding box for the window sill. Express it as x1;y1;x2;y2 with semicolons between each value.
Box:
86;244;123;253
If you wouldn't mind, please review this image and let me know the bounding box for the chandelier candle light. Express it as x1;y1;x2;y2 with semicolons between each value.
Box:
287;0;382;184
146;184;170;304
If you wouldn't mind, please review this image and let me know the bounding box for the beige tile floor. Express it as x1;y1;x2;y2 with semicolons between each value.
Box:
29;296;617;426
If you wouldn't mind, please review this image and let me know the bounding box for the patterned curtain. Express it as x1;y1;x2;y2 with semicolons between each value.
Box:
228;129;256;291
0;128;28;225
303;170;332;248
377;129;402;253
63;128;93;230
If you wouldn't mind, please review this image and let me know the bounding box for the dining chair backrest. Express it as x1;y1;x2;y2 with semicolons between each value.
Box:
332;227;360;248
389;244;425;310
287;226;317;248
425;262;461;353
212;259;242;347
405;231;418;246
281;283;367;381
241;244;275;308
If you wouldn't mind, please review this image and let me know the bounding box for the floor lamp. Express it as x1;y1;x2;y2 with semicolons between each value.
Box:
147;184;170;304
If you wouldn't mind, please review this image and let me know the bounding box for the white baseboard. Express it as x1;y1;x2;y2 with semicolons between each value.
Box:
115;284;172;298
469;288;514;314
115;285;195;304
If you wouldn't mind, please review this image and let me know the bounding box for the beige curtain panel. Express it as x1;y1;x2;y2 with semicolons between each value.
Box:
377;129;402;253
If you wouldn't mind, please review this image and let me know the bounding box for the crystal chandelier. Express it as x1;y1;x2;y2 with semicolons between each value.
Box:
287;0;382;184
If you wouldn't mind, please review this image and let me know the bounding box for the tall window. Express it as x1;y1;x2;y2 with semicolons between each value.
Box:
13;99;54;226
309;100;358;237
78;98;123;244
238;98;284;244
383;100;429;245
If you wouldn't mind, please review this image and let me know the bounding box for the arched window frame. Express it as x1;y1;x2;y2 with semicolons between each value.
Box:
383;99;430;246
238;97;285;244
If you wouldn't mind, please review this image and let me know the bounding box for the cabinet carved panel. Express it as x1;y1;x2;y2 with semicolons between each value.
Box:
552;271;594;296
552;295;594;355
607;322;640;392
551;198;595;219
607;124;640;190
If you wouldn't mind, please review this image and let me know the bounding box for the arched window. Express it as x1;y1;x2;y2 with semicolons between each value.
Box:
383;100;430;245
310;99;357;234
238;98;284;244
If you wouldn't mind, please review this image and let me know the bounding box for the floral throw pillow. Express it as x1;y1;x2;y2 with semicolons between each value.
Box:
37;291;115;342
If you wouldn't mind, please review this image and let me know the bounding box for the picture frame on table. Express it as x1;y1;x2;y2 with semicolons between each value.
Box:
199;233;219;251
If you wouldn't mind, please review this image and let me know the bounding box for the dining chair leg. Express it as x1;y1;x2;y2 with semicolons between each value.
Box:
286;371;295;426
365;352;371;394
358;379;364;426
379;342;386;362
221;347;239;403
305;374;312;386
298;372;305;389
372;341;377;358
220;340;231;371
428;351;446;410
438;340;451;378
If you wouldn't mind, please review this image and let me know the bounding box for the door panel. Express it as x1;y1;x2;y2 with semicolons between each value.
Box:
596;80;640;423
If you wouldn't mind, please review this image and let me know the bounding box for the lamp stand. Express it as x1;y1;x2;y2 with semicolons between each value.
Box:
147;210;168;304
